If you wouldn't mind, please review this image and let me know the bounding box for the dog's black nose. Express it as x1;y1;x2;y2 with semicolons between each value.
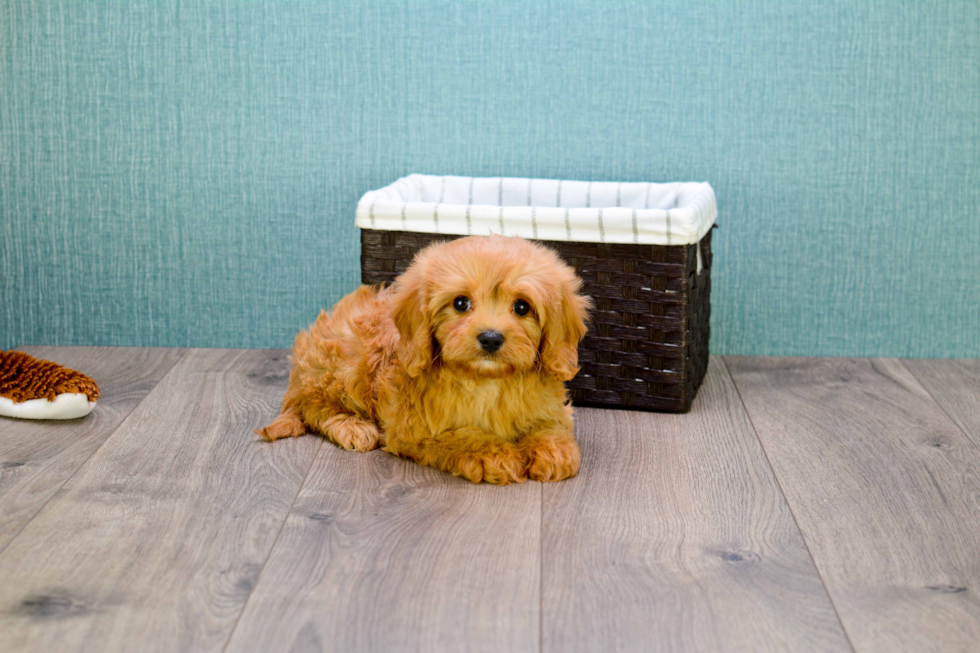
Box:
477;330;505;354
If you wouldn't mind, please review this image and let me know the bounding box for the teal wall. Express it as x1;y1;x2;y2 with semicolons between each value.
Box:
2;1;978;357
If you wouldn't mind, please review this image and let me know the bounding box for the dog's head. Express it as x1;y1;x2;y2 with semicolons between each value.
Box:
390;235;590;380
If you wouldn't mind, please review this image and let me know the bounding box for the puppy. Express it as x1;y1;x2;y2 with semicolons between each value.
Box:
257;235;590;484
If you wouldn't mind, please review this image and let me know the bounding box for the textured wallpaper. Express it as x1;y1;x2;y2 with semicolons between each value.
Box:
1;0;978;357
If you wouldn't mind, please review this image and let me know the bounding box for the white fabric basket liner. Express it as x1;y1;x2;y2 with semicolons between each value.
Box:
355;174;717;247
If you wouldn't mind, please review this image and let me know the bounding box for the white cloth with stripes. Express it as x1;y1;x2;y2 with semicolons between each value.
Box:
356;175;717;268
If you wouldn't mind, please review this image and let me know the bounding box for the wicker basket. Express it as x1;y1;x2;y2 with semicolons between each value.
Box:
356;175;716;412
360;227;712;413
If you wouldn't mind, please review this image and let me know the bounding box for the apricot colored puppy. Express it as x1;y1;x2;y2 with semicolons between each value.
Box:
257;235;590;484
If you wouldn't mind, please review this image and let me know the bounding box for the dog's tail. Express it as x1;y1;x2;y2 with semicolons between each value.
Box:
255;409;307;441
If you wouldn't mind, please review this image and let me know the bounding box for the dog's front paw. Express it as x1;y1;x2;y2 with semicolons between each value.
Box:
454;443;527;485
522;433;580;482
321;414;381;452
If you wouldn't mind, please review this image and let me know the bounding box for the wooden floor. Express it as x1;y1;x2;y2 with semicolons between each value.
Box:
1;348;978;652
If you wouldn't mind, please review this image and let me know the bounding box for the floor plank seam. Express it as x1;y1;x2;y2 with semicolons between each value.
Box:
899;358;980;455
720;356;858;653
0;347;188;559
221;437;328;653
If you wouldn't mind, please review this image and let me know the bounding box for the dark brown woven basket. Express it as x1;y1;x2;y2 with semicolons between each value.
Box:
361;228;712;412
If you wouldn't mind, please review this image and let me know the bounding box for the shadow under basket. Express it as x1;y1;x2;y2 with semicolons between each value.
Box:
360;228;712;413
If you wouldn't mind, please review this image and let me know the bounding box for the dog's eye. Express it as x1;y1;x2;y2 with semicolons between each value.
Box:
453;296;471;313
513;299;531;316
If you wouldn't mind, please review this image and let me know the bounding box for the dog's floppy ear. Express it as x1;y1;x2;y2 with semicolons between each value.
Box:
540;273;590;381
390;255;434;377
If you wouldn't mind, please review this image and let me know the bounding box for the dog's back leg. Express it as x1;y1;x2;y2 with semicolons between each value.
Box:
255;409;307;441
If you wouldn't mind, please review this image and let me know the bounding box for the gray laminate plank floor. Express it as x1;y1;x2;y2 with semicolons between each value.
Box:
0;349;320;652
0;347;184;554
725;356;980;652
903;358;980;450
540;358;850;652
225;438;541;653
0;347;977;652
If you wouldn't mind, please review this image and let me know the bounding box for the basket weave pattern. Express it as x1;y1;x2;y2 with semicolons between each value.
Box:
361;229;711;412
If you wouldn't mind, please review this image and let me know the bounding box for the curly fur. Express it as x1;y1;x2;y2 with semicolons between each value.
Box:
257;235;590;485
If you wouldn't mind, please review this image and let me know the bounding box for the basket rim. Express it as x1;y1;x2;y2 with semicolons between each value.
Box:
355;174;717;246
